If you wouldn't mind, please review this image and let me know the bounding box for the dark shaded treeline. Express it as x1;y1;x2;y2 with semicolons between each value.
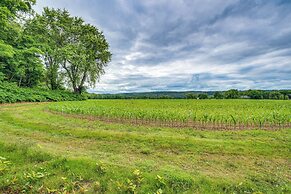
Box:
90;89;291;100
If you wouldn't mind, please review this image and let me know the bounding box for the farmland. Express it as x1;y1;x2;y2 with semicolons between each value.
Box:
48;99;291;130
0;100;290;193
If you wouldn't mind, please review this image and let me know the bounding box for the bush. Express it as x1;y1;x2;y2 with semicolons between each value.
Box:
0;81;86;103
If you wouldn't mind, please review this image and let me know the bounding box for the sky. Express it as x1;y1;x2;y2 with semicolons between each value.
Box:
34;0;291;93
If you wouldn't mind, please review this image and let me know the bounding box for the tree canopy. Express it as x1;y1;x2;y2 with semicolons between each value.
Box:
1;1;111;93
0;0;44;87
25;8;111;93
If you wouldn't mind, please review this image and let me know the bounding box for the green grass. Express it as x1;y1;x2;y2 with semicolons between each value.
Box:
0;100;290;193
48;99;291;128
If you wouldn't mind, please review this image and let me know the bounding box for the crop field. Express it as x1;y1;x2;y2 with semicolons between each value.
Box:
0;100;290;193
48;99;291;130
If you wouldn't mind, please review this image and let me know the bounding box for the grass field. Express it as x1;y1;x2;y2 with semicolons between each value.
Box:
0;100;290;193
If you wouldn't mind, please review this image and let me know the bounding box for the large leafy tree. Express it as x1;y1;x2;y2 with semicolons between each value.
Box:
224;89;240;99
63;17;111;93
0;0;44;87
27;8;111;93
25;8;68;90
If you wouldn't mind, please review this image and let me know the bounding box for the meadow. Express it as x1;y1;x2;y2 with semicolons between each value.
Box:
0;100;290;193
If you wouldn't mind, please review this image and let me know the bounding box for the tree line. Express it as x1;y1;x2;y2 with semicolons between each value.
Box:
0;0;111;94
203;89;289;100
185;90;290;100
89;89;291;100
185;89;290;100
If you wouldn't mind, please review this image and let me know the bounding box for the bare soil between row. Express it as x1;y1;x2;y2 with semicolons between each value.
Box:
47;110;291;131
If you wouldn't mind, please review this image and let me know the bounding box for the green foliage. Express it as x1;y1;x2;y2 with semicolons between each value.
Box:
224;89;240;99
244;90;264;99
185;93;211;99
0;156;12;175
117;169;144;193
0;0;44;88
26;8;111;93
0;40;14;58
24;8;70;90
155;175;166;189
185;93;198;99
0;72;4;82
198;93;208;99
269;91;282;100
3;41;44;87
165;172;193;192
214;91;224;99
95;161;107;175
1;1;111;93
0;0;35;15
0;81;86;103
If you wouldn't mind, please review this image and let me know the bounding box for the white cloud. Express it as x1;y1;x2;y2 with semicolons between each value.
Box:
34;0;291;93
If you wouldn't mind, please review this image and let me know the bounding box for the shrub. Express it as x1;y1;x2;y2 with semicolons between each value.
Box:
0;81;86;103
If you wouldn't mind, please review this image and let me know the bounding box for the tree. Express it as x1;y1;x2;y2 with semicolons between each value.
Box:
214;91;224;99
244;90;263;99
0;0;43;87
198;93;208;99
185;93;197;99
279;90;290;100
25;8;67;90
0;0;35;46
27;8;111;93
62;20;111;94
224;89;240;99
269;91;281;99
3;34;44;87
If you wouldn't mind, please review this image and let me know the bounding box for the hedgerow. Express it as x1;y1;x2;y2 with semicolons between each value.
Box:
0;82;86;103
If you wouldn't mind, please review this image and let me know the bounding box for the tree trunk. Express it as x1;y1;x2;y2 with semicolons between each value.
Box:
18;77;22;87
74;87;82;94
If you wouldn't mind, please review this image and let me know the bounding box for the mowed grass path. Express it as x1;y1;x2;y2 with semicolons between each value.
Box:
0;101;290;193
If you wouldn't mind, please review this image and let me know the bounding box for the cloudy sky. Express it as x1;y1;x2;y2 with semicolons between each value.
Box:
35;0;291;93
